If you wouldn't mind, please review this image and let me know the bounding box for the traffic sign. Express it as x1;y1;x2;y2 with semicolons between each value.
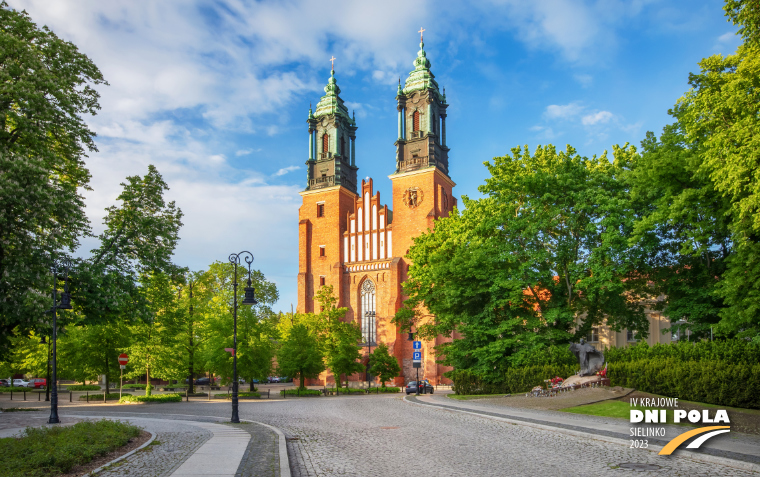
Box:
413;351;422;361
120;365;126;370
412;341;421;350
118;353;129;365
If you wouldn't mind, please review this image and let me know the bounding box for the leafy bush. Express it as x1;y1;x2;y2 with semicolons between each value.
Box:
66;385;101;391
78;393;125;401
215;392;261;399
119;393;182;403
324;387;364;394
280;389;321;396
449;365;577;395
1;387;35;392
609;359;760;409
605;340;760;365
378;387;400;393
122;384;153;390
0;419;141;477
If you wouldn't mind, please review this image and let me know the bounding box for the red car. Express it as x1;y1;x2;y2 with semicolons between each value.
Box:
28;378;46;389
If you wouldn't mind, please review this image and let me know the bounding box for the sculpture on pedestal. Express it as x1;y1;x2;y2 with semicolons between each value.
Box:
569;338;605;376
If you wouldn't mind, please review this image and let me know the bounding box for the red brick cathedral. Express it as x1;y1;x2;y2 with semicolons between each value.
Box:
297;37;456;386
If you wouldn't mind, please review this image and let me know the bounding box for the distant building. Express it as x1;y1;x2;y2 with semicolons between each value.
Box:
297;37;453;386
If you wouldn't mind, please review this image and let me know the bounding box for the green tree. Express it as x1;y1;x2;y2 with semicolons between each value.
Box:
626;125;732;339
314;286;363;387
277;323;325;390
395;144;653;379
368;343;401;388
57;322;131;390
125;273;182;395
199;262;279;386
0;2;106;356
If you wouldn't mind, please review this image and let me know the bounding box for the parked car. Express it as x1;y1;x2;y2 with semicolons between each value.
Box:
12;379;30;388
405;380;433;395
268;376;281;383
194;377;211;385
28;378;46;389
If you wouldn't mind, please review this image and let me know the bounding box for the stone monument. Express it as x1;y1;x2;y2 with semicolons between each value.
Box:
569;338;605;377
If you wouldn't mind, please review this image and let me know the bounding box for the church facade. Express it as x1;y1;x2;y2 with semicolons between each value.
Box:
297;38;454;386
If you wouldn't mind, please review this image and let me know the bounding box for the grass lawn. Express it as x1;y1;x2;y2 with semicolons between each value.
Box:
562;400;685;424
447;394;509;401
0;420;141;477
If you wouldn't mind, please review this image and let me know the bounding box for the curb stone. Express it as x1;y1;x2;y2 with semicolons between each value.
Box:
87;430;156;475
404;395;760;474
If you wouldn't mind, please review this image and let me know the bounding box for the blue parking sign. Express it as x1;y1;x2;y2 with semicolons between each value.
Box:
412;341;422;350
413;351;422;361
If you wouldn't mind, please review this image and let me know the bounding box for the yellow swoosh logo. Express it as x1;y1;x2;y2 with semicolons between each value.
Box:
658;426;730;455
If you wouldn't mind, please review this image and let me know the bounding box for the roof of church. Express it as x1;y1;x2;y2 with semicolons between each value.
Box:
402;41;441;99
313;69;354;124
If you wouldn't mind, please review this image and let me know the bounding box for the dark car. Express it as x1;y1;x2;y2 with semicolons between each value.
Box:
194;377;211;385
405;380;434;395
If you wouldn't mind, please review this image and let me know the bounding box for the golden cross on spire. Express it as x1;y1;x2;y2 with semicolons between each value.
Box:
418;27;425;42
329;56;336;70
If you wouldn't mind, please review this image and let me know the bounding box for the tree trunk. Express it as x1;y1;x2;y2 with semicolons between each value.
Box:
104;350;110;393
145;364;151;396
188;329;195;394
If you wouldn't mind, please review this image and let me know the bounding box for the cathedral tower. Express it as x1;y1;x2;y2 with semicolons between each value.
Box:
298;66;359;313
390;32;457;383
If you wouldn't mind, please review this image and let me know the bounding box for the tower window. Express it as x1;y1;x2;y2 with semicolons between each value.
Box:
319;276;326;287
317;203;325;217
412;110;420;131
322;133;329;153
319;246;326;257
432;114;436;134
340;136;345;157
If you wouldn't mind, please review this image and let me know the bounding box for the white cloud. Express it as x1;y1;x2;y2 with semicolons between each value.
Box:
544;102;584;120
274;165;300;177
235;149;261;156
573;74;593;87
581;110;614;126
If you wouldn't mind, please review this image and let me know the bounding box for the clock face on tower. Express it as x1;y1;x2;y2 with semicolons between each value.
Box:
403;187;424;208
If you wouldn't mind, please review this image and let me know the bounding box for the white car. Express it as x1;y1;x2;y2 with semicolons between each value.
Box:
12;379;30;388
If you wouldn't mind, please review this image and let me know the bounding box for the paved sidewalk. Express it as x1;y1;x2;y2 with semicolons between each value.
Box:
169;421;250;476
409;394;760;469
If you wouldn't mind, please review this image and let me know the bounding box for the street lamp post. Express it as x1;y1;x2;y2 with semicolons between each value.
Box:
48;258;73;424
365;311;376;388
228;251;258;424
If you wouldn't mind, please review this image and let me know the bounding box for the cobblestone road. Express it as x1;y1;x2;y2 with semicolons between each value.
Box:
63;395;758;477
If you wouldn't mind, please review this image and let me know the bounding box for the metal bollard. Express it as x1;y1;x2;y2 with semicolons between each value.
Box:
70;391;72;403
186;388;188;402
23;390;26;401
38;391;40;401
86;391;89;403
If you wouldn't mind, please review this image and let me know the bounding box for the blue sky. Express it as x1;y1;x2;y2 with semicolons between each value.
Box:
11;0;741;310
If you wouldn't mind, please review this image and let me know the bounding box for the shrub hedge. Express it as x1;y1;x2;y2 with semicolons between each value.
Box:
78;393;125;401
66;385;101;391
605;340;760;365
609;359;760;409
119;393;182;403
449;365;576;395
280;389;321;396
122;384;153;389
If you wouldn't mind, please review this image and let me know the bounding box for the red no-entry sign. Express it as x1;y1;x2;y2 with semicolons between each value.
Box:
118;353;129;365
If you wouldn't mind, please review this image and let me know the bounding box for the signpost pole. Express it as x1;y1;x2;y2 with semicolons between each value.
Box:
117;354;128;400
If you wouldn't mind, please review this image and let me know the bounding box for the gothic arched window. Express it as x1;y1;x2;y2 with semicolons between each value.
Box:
322;133;329;153
412;110;420;132
360;279;376;344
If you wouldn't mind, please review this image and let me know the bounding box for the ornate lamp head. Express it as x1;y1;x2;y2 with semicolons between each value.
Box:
58;283;73;310
242;278;258;306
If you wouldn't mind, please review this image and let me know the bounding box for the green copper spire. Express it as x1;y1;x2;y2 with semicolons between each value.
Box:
397;77;403;96
308;103;314;119
403;40;440;98
314;68;350;120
